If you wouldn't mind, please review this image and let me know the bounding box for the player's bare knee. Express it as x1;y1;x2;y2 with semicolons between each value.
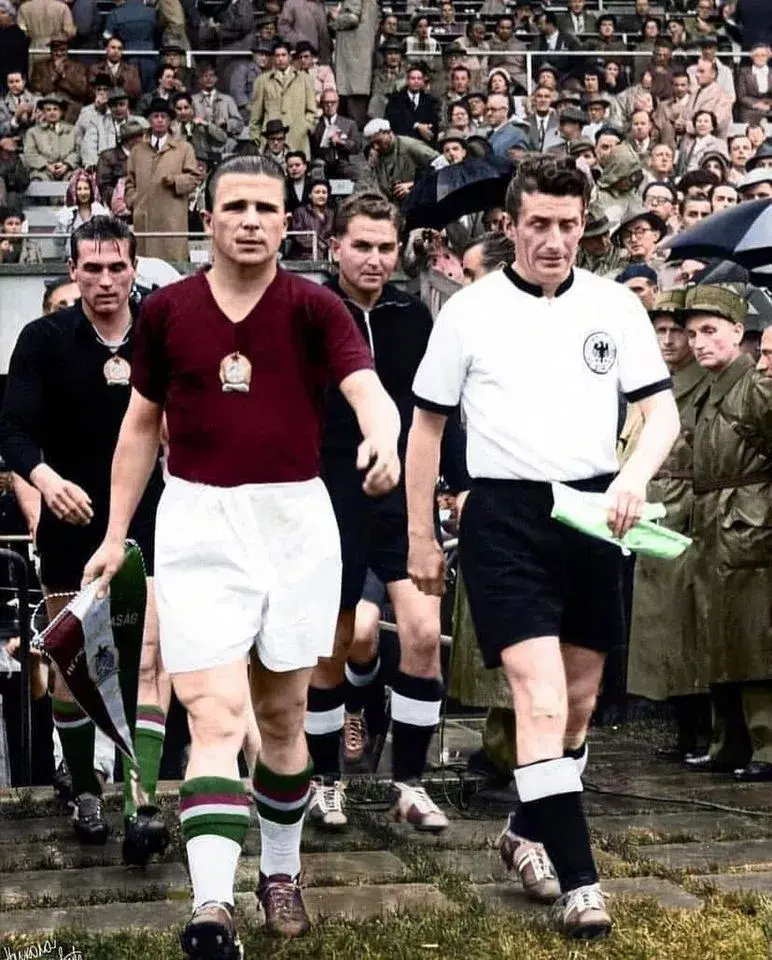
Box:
518;681;568;726
255;691;306;745
399;617;439;671
187;689;247;748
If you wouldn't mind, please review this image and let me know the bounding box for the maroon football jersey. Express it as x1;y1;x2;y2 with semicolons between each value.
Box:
132;269;374;487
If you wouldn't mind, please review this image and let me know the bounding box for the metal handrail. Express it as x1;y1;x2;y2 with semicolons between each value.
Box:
0;542;32;786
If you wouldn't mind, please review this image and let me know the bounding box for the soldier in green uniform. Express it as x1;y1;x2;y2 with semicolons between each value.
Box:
625;289;712;761
679;286;772;781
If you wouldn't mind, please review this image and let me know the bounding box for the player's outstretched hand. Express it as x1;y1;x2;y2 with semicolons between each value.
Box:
357;436;400;497
82;538;125;599
605;476;646;539
408;536;445;597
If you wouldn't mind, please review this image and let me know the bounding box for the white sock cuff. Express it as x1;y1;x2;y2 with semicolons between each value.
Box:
514;757;582;803
391;690;441;727
345;658;381;687
304;703;345;736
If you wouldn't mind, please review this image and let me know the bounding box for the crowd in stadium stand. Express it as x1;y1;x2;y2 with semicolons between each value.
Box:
0;0;770;272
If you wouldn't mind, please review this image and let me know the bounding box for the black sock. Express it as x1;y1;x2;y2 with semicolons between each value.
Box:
514;758;597;893
305;684;345;779
390;672;443;782
344;654;381;714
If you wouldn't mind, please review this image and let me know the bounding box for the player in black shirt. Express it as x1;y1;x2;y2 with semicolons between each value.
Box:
0;218;170;862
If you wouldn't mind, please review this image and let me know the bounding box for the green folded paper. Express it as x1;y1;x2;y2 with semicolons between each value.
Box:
550;482;692;560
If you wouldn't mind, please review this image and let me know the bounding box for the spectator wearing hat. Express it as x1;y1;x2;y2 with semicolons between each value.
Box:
229;40;272;122
30;36;88;126
278;0;330;66
0;72;38;142
17;0;75;63
293;41;336;106
161;41;194;91
429;43;465;104
566;137;595;164
625;288;711;764
681;284;772;784
87;37;142;106
191;61;243;154
699;149;730;184
310;89;363;179
581;94;608;140
0;4;30;94
124;96;199;261
250;40;316;157
613;207;666;267
328;0;379;129
557;105;587;150
575;204;626;276
172;90;227;167
614;262;659;310
437;129;467;165
487;16;527;92
23;93;78;181
368;40;404;121
102;0;157;93
374;12;399;65
260;118;291;170
362;117;438;202
385;63;441;146
746;138;772;172
95;113;147;208
736;42;772;124
737;166;772;200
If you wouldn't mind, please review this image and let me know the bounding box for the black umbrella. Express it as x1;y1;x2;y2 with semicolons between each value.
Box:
401;156;515;233
662;198;772;270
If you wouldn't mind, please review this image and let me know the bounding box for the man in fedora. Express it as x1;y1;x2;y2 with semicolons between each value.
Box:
261;118;291;170
23;92;78;181
612;206;667;266
96;114;148;209
29;34;88;125
576;203;625;276
82;86;141;171
124;97;198;261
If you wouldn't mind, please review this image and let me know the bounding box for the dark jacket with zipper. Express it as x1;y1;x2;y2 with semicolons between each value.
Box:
322;278;469;492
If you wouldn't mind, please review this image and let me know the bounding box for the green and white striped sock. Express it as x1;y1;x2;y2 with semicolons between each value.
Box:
252;760;312;879
179;776;251;909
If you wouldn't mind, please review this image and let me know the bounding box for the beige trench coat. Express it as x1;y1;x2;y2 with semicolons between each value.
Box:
249;67;316;156
125;136;198;262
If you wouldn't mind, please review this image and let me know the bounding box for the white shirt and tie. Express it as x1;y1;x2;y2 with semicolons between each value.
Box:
752;64;770;96
571;13;585;33
151;134;167;151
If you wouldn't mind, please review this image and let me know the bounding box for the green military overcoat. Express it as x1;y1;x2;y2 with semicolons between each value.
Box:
690;354;772;686
627;360;710;700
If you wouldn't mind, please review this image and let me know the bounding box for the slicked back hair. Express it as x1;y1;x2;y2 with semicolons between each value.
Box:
333;191;401;237
70;215;136;264
204;154;286;211
464;231;515;272
505;155;591;223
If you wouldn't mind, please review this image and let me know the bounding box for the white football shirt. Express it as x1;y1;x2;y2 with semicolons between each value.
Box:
412;266;672;482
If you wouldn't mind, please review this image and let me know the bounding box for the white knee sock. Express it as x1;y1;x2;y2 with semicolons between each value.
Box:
187;834;242;909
